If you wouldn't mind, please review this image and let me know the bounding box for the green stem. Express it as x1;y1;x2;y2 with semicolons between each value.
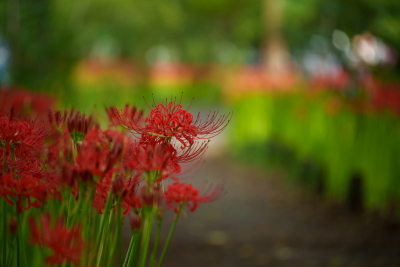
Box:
95;193;113;245
6;236;15;267
2;199;7;267
107;201;122;267
115;204;123;267
156;205;183;267
96;209;114;267
84;205;93;267
83;186;95;267
66;183;91;235
65;192;74;228
16;228;20;267
2;147;7;267
122;231;136;267
138;208;155;267
17;212;27;267
128;231;141;267
149;210;163;267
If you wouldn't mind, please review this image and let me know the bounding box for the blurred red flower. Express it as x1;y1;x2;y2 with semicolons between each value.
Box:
29;214;83;265
0;172;48;213
0;109;49;159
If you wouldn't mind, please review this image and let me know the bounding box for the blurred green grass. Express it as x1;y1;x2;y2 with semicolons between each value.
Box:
230;92;400;214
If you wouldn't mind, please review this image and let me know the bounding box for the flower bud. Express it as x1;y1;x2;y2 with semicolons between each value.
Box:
140;185;161;207
129;213;142;231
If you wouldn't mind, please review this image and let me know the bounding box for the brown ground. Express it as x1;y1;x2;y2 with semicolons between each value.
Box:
123;153;400;267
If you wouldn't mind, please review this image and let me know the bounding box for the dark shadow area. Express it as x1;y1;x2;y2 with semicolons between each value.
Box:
347;172;364;213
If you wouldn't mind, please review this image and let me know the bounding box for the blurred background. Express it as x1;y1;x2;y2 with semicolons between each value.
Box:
2;0;400;266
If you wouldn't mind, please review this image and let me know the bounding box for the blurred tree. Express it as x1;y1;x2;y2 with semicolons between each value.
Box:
65;0;264;63
1;0;400;90
0;0;79;89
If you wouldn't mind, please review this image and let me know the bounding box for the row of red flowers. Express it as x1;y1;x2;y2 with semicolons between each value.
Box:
0;88;230;266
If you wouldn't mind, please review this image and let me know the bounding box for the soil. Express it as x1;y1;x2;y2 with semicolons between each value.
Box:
122;153;400;267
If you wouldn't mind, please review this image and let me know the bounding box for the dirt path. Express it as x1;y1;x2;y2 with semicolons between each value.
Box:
154;154;400;267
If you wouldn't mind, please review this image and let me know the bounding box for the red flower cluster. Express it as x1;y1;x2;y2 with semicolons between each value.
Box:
0;109;59;213
124;142;176;180
104;100;229;214
0;173;47;213
109;101;229;143
0;89;229;265
0;86;55;117
164;182;222;212
29;214;83;265
108;100;230;171
0;109;49;158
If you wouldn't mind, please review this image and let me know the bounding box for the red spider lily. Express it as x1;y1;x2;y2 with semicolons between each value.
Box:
102;132;125;174
107;101;231;149
74;129;124;180
47;110;70;143
106;104;144;128
0;172;48;213
59;162;79;187
192;108;231;138
0;110;49;159
67;109;97;135
0;155;59;198
94;174;142;214
41;175;62;201
140;184;162;207
112;173;125;198
75;144;110;178
29;214;83;265
124;139;209;180
48;109;68;130
123;188;142;211
0;156;41;177
163;182;222;213
129;212;142;231
124;142;176;181
102;129;126;148
93;172;113;213
144;102;198;147
0;87;55;116
143;102;230;148
46;131;73;171
109;183;161;212
46;142;63;169
80;127;103;146
117;177;163;213
167;139;209;165
121;176;142;211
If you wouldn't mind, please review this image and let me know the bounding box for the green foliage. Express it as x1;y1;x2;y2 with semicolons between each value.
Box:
230;93;400;213
2;0;400;89
0;0;79;89
51;0;263;63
